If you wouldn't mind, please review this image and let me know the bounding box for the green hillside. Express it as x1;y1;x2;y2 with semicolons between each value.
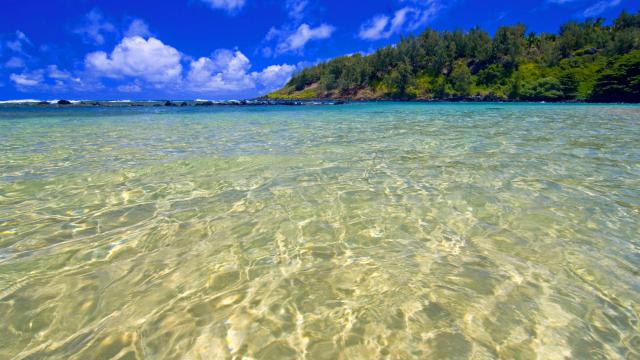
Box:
268;11;640;102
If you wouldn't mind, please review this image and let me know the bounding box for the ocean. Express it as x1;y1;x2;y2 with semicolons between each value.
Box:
1;103;639;359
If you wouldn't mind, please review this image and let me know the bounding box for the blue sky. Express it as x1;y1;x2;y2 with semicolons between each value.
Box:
0;0;637;100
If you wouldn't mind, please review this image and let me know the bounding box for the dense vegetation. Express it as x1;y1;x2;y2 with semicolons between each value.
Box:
268;11;640;102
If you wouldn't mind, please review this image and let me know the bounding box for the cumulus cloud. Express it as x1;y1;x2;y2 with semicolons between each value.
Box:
275;23;335;54
186;49;296;93
187;50;254;91
199;0;246;13
85;36;183;84
74;9;116;45
4;20;294;97
80;36;295;95
254;64;297;89
358;0;443;40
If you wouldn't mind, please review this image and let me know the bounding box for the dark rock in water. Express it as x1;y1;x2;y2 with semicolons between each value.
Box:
37;101;50;105
180;102;188;107
164;101;176;106
482;92;506;102
334;100;346;105
464;92;505;102
195;101;214;106
57;100;72;105
281;100;302;106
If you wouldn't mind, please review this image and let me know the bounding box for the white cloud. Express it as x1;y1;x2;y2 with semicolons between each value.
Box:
4;32;97;92
80;33;295;95
125;19;152;38
254;64;297;90
359;15;391;40
10;70;44;88
11;65;88;91
186;49;296;93
261;46;273;57
546;0;622;17
260;0;335;57
74;9;116;45
4;21;294;97
358;0;443;40
85;36;183;84
47;65;74;80
117;82;142;93
5;56;25;68
390;7;417;32
199;0;246;13
5;31;33;58
583;0;621;17
286;0;309;21
276;23;335;54
187;50;254;91
265;27;281;42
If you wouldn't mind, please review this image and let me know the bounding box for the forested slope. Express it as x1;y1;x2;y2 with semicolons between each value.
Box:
268;11;640;102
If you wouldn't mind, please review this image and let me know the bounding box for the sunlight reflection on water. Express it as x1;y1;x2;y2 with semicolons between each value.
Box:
0;103;639;359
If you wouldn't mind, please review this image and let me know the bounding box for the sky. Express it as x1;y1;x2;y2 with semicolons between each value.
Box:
0;0;637;100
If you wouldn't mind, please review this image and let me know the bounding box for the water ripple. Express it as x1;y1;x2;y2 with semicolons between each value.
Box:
0;103;639;359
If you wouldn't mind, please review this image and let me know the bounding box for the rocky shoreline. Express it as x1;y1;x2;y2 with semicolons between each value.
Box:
0;99;347;108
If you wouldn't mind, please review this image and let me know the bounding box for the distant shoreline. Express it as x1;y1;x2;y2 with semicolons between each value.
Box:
0;99;638;108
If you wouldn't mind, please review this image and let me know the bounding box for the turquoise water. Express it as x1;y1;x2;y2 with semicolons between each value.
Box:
1;103;639;359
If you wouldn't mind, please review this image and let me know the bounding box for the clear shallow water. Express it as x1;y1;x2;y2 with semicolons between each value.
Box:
0;103;639;359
